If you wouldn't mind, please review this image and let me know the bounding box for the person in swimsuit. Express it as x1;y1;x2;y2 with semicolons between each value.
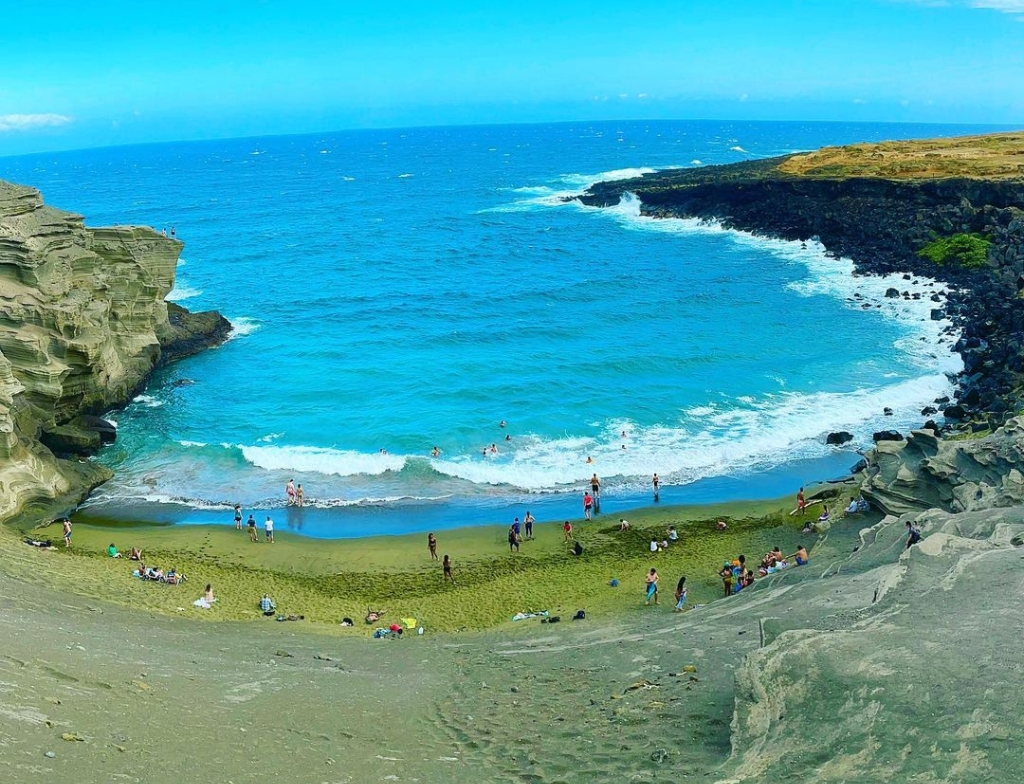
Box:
591;473;601;498
62;519;72;548
797;487;806;516
719;562;734;597
443;554;455;585
286;479;296;505
234;504;242;529
296;484;304;507
583;492;593;520
645;568;659;605
653;473;660;499
428;532;438;561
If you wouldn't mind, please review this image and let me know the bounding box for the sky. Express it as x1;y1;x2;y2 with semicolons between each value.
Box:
0;0;1021;155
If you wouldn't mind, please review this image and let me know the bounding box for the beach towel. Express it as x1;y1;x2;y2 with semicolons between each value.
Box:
193;598;213;609
512;610;550;622
401;617;417;629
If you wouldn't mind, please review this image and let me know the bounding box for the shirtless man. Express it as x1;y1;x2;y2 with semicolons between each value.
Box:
62;518;72;548
591;473;601;498
286;479;296;505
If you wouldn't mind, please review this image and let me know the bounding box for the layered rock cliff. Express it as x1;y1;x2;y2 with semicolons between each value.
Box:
0;179;230;524
580;135;1024;428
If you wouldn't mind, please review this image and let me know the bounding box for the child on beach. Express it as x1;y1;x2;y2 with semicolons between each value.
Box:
583;492;593;520
563;520;572;543
645;568;659;605
234;504;242;529
508;524;520;553
443;555;455;585
264;516;275;543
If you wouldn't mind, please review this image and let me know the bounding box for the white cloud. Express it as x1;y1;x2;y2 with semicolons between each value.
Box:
970;0;1024;11
0;113;71;132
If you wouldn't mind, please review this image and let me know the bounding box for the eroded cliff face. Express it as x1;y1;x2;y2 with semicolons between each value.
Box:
0;179;230;524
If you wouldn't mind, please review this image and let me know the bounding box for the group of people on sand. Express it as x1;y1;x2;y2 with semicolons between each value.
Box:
646;525;679;553
507;511;536;552
234;505;275;543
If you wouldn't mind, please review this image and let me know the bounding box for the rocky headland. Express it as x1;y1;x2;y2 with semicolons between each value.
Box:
0;179;229;526
579;132;1024;431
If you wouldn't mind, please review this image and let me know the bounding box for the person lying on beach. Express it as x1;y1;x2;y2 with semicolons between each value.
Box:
276;614;305;622
24;537;54;548
163;569;185;585
107;543;122;558
365;609;386;624
572;540;584;557
128;546;142;561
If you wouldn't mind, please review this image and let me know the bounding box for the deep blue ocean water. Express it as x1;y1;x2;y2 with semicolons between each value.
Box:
2;120;1003;537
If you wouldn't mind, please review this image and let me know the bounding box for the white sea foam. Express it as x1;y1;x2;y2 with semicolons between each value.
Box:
167;284;202;302
730;145;749;153
178;440;207;448
398;173;414;178
226;316;261;340
131;394;163;408
240;444;407;476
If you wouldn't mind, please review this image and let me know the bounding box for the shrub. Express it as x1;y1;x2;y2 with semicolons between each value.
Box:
917;233;991;269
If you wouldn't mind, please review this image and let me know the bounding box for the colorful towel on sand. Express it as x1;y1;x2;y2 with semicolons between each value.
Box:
512;611;550;622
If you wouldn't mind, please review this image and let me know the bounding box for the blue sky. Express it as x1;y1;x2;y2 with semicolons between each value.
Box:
0;0;1021;154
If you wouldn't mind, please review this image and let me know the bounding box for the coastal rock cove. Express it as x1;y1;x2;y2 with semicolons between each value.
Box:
4;128;1024;782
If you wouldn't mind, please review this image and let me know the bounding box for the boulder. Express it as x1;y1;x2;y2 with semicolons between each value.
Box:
825;431;853;445
872;430;904;442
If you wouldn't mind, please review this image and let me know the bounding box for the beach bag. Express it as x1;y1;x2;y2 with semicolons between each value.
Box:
573;610;586;621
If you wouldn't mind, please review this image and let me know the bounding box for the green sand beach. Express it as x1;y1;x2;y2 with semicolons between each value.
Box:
20;491;854;634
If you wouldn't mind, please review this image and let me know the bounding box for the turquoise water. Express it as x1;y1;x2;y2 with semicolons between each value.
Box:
2;120;993;537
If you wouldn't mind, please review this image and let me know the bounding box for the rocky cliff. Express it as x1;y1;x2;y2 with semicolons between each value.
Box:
0;179;230;525
580;134;1024;429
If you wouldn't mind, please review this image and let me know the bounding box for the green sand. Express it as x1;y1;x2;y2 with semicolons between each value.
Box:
18;491;857;634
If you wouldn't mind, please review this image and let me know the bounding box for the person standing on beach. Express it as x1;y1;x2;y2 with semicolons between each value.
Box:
674;576;687;612
428;532;438;561
797;487;806;516
286;479;296;505
563;520;572;543
523;511;535;540
296;484;304;507
583;492;593;520
591;473;601;499
443;554;455;585
234;504;243;529
508;524;520;553
645;568;659;606
264;516;275;543
62;518;72;548
247;514;259;542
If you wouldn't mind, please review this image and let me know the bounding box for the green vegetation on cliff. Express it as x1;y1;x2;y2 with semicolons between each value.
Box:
917;232;991;269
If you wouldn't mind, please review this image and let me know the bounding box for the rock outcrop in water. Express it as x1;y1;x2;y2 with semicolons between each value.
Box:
579;134;1024;430
0;179;230;524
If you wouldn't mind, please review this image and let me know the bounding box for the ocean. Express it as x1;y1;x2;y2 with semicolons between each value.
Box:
1;119;996;538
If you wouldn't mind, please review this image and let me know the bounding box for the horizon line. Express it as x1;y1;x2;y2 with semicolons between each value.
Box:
2;116;1022;161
